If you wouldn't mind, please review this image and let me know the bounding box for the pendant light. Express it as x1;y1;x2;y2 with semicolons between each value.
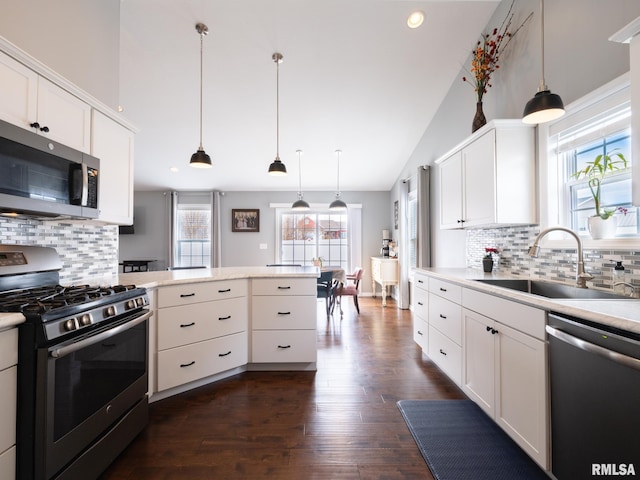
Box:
329;149;347;211
291;150;310;210
268;53;287;175
522;0;565;124
190;23;212;168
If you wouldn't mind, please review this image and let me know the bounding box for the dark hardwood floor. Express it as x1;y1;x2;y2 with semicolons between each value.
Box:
100;296;465;480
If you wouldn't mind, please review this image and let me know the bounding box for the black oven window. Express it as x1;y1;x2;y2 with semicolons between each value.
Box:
53;322;147;441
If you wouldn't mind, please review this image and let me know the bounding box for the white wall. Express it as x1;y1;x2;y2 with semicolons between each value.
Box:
393;0;640;267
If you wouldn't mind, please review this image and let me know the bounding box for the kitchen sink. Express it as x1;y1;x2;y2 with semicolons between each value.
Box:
472;278;633;300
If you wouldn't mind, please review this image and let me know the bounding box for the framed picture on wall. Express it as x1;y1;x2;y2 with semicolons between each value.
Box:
232;209;260;232
394;201;399;230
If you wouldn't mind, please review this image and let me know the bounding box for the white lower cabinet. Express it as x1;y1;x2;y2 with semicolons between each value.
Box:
462;288;548;469
155;280;249;393
251;278;317;364
427;279;462;385
0;328;17;480
412;275;429;351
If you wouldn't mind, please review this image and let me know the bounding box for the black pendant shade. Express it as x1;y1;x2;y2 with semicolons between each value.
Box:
268;157;287;176
522;89;565;124
190;148;212;168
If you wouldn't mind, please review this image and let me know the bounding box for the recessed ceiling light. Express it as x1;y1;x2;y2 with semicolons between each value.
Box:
170;166;179;172
407;10;425;29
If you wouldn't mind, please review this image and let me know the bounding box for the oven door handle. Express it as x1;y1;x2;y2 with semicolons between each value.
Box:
50;310;152;359
546;325;640;372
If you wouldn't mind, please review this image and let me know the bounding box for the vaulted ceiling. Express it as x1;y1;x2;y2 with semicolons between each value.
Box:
120;0;500;192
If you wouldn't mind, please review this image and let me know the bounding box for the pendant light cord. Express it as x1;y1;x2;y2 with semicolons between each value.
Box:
276;56;280;160
199;30;204;150
297;150;302;197
538;0;547;92
335;149;342;197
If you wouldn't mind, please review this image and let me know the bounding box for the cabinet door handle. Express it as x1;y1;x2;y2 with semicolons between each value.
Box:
180;322;196;328
180;293;196;298
218;288;231;293
439;314;447;319
180;361;196;368
277;311;291;315
491;328;499;335
486;326;492;332
277;345;292;349
277;286;291;290
439;349;447;356
218;315;231;321
40;125;49;133
30;122;40;129
218;351;232;357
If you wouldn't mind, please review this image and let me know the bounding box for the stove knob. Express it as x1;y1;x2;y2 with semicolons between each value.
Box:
126;299;136;310
136;297;145;307
80;314;92;326
64;319;77;331
104;305;116;317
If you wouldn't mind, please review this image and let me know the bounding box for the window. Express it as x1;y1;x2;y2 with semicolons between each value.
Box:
408;191;418;269
273;203;362;272
543;74;638;240
171;192;214;268
279;211;348;268
564;131;636;236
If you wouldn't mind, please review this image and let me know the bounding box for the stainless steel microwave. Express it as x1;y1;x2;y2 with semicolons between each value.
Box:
0;119;99;219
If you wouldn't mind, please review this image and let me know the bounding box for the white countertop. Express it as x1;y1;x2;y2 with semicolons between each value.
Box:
418;268;640;335
0;265;320;329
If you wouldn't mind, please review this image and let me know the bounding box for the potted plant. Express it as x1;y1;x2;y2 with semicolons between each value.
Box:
571;150;628;239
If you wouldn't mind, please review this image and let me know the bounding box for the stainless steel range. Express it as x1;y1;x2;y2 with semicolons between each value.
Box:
0;245;150;480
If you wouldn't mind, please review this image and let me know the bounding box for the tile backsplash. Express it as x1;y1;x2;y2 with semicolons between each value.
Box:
467;225;639;291
0;217;118;284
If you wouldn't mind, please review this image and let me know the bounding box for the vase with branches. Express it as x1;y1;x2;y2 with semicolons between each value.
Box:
462;0;532;132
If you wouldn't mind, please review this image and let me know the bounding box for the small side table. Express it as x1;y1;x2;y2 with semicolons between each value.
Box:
370;257;398;307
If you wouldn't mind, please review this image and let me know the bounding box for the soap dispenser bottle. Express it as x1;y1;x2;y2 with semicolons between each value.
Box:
613;261;626;294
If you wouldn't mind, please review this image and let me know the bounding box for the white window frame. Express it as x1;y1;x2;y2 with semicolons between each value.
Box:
538;72;638;249
271;203;362;273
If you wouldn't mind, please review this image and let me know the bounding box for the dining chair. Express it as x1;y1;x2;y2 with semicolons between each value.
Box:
332;267;363;315
317;270;335;316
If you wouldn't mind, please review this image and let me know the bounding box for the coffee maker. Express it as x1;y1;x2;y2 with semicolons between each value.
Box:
381;229;391;257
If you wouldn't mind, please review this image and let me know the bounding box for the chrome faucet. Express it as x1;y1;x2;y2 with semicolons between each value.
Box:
528;227;594;289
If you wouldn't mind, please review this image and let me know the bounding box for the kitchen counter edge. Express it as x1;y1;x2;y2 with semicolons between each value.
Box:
416;268;640;335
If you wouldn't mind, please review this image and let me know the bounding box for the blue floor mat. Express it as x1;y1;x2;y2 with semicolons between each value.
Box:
397;400;550;480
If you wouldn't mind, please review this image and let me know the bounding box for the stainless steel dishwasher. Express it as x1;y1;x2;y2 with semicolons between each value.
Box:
546;313;640;480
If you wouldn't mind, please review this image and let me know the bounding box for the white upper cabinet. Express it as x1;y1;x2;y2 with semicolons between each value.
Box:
0;50;38;128
92;110;135;225
0;50;91;153
437;120;537;229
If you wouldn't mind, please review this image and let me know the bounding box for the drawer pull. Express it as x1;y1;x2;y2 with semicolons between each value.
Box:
439;314;447;319
418;279;424;284
277;286;292;290
218;351;232;357
417;330;424;336
277;311;292;315
218;288;231;293
180;361;196;368
418;302;424;306
180;322;196;328
439;287;447;292
218;315;231;321
180;293;196;298
277;345;292;349
439;349;447;356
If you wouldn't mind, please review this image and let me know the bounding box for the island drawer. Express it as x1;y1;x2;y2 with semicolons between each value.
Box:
428;278;462;303
157;332;248;391
252;278;316;296
251;330;317;363
252;296;316;330
429;293;462;345
428;325;462;386
158;279;248;308
157;297;247;350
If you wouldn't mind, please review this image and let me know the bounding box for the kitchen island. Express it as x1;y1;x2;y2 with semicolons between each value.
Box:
117;265;320;401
